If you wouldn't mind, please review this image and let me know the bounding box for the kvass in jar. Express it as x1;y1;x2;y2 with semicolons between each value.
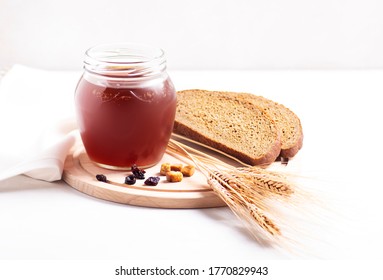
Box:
75;43;176;169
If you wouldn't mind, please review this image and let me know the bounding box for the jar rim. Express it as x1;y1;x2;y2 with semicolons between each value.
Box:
84;43;166;77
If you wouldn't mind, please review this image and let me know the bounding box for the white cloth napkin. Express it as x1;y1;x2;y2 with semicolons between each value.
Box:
0;65;82;181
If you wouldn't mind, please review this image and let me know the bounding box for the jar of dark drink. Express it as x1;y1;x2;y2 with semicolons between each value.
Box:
75;43;176;169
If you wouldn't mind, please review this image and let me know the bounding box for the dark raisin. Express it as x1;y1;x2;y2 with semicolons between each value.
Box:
124;174;136;185
144;176;160;186
131;164;146;179
96;174;108;183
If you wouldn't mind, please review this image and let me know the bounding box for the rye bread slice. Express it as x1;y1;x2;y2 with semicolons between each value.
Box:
174;90;282;166
230;92;303;158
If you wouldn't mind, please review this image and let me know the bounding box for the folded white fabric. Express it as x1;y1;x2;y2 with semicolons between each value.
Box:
0;65;82;181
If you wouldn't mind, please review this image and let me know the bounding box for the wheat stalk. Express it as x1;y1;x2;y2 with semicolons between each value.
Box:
167;138;290;245
208;172;281;239
167;136;331;256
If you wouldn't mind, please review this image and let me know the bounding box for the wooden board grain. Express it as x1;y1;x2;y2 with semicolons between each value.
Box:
62;146;226;208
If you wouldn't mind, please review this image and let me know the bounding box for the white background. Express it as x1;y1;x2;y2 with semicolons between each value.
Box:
1;0;383;70
1;1;383;279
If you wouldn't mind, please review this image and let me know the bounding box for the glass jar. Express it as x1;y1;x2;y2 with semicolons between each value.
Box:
75;43;176;169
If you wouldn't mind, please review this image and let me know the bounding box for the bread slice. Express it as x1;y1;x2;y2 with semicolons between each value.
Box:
174;90;282;166
232;92;303;158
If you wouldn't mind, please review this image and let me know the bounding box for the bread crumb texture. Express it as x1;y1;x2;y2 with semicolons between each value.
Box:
174;90;287;165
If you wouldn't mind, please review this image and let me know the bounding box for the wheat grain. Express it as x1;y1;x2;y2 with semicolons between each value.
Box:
234;167;294;197
210;170;268;209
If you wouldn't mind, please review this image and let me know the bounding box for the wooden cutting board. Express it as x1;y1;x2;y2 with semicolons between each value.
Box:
63;146;226;208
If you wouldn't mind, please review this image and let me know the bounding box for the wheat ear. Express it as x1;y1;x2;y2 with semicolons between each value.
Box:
234;167;294;197
168;136;330;256
167;139;283;244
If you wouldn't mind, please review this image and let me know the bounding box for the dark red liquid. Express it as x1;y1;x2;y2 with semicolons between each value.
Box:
75;77;176;168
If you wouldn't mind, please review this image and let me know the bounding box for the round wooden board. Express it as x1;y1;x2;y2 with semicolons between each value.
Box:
62;146;226;208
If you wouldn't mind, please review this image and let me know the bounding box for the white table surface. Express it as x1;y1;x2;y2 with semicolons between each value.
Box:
1;69;383;262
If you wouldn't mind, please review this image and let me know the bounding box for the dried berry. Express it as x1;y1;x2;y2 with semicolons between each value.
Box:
131;164;146;179
96;174;108;183
144;176;160;186
124;174;136;185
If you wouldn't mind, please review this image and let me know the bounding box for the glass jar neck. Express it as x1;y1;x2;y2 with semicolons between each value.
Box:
83;43;167;81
